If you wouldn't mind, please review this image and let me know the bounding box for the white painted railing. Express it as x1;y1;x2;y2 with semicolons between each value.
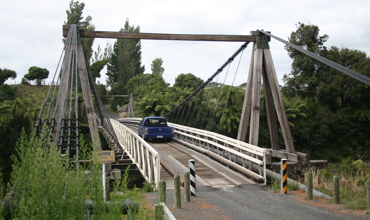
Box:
110;119;160;186
168;122;267;183
120;118;267;183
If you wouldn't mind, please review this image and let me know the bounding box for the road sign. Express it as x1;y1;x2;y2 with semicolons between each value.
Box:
93;150;115;164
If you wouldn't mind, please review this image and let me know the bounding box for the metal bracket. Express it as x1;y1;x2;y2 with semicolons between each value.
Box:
252;30;271;49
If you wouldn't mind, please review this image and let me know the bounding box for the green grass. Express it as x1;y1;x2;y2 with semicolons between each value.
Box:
270;177;300;192
312;159;370;210
12;84;51;107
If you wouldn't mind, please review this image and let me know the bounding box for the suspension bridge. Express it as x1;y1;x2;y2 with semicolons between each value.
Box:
34;24;370;190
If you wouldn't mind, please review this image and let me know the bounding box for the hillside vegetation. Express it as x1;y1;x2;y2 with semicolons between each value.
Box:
13;84;51;106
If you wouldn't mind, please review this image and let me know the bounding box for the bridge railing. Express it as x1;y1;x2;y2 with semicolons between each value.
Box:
110;119;160;186
168;122;267;183
120;118;267;183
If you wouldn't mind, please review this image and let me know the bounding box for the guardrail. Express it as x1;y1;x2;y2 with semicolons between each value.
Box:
110;119;160;186
168;122;267;183
120;118;267;184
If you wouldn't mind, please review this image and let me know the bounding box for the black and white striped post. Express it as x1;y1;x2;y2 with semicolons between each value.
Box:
281;158;288;194
189;159;196;196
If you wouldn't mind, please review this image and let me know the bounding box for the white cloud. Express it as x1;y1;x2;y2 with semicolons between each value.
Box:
1;0;369;86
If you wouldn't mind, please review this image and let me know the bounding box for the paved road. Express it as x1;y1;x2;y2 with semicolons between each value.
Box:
146;185;368;220
103;104;120;119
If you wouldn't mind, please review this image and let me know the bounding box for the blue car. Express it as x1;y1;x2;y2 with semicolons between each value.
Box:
138;117;174;141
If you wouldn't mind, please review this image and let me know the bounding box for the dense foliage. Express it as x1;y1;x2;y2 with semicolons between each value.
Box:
0;92;36;184
282;23;370;161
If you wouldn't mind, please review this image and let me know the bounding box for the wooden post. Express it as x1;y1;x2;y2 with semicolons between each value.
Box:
174;175;181;209
154;204;164;220
127;93;135;118
53;44;73;145
306;172;313;200
263;49;295;153
159;180;166;203
249;46;263;145
184;171;190;202
366;179;370;213
76;44;101;150
237;43;255;142
333;176;340;204
262;63;280;150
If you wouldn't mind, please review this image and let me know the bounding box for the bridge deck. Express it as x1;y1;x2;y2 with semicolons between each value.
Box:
123;122;254;189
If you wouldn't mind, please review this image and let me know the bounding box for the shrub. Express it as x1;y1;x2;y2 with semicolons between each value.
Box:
7;129;87;219
0;84;15;102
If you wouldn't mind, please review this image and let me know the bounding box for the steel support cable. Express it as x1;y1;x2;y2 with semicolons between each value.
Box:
85;50;119;144
184;84;207;126
173;101;182;123
188;93;201;127
60;26;77;120
179;81;206;125
182;81;206;126
35;28;74;133
45;78;60;122
52;25;76;120
208;59;233;128
259;30;370;86
193;82;213;128
74;42;80;167
178;100;188;125
67;40;78;155
164;41;250;117
200;61;232;129
59;25;78;150
217;49;244;132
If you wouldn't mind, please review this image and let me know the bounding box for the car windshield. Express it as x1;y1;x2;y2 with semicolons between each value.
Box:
144;118;167;127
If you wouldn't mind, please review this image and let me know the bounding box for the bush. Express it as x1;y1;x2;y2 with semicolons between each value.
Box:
7;129;87;219
0;84;15;102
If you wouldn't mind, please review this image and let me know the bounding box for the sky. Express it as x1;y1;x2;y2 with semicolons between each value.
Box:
1;0;370;87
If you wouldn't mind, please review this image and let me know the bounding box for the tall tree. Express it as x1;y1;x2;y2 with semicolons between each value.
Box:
283;22;328;98
317;47;370;111
64;0;95;64
24;66;49;85
107;19;145;95
283;23;370;161
151;58;165;75
0;68;17;85
173;73;204;91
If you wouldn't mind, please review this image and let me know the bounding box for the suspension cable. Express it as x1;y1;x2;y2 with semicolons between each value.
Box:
217;49;244;132
164;41;250;117
259;30;370;86
200;61;232;128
